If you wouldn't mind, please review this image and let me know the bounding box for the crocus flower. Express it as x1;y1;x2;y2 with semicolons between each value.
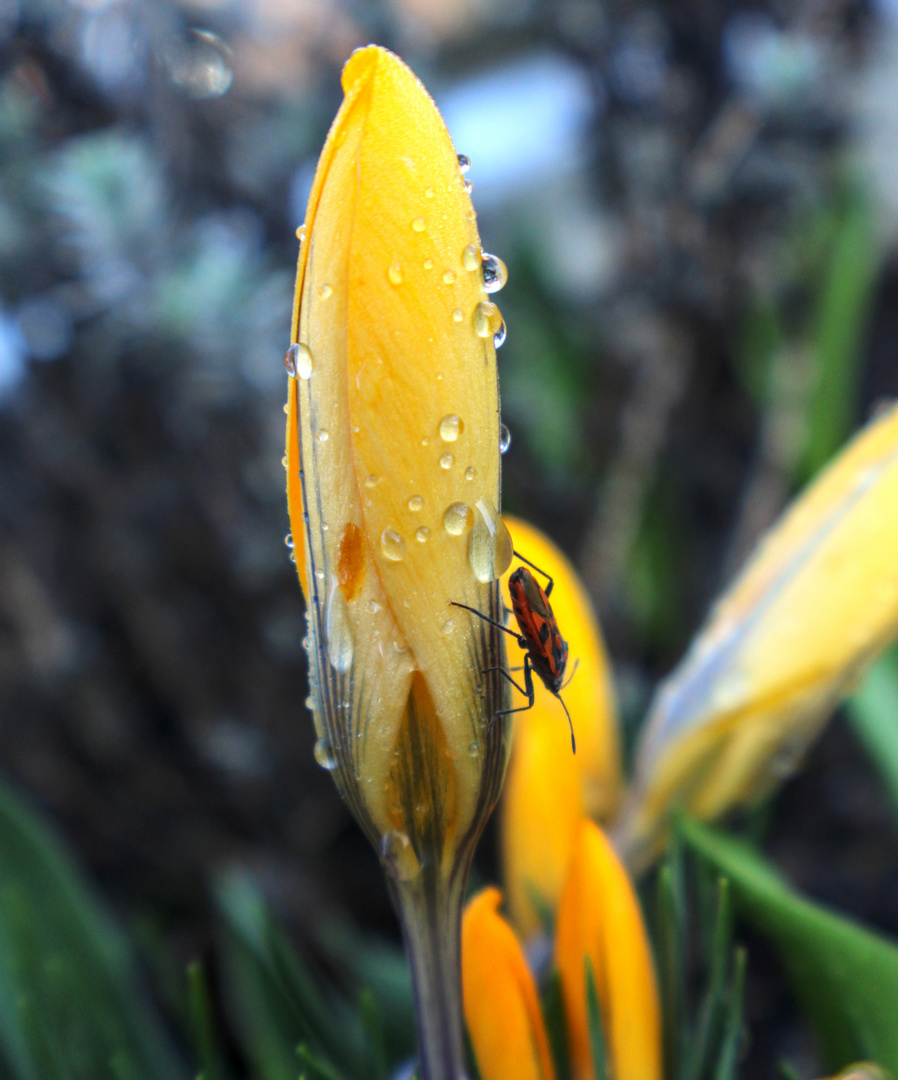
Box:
285;46;513;1080
499;517;620;936
555;821;662;1080
616;401;898;871
462;887;556;1080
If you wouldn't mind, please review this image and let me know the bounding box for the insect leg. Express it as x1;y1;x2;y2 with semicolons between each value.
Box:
512;549;555;597
492;655;536;717
449;600;526;646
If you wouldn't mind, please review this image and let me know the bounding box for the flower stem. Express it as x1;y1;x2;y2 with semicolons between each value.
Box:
390;864;469;1080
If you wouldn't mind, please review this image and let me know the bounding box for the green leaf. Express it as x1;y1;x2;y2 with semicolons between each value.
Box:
678;816;898;1072
584;958;610;1080
687;879;733;1080
713;948;746;1080
654;857;687;1080
0;777;185;1080
542;968;571;1080
187;962;228;1080
847;646;898;817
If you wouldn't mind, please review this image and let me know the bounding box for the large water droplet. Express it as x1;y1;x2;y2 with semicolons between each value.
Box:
439;414;463;442
462;244;480;272
380;829;420;881
499;424;512;454
473;301;504;341
313;736;338;771
388;261;403;285
284;342;313;379
468;496;514;582
440;453;454;470
381;528;407;562
481;252;508;293
457;153;471;173
408;495;424;512
443;502;473;535
325;580;354;672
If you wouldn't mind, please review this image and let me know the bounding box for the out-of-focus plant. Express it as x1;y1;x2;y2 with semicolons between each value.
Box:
284;46;512;1080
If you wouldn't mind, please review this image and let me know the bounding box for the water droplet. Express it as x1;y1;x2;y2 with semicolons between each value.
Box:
408;495;424;512
393;639;409;653
412;216;425;232
380;829;420;881
388;261;403;285
457;153;471;173
481;252;508;293
421;436;430;447
416;526;431;543
424;258;434;270
288;551;296;563
499;424;512;454
425;186;435;198
317;283;333;299
305;694;315;710
283;402;290;414
284;533;294;550
442;269;456;285
325;579;354;672
281;455;288;469
439;414;463;442
493;318;507;348
284;342;313;379
442;618;455;635
365;475;380;488
465;466;476;481
381;528;406;562
462;244;480;272
317;429;329;442
315;569;325;581
296;225;306;242
443;502;473;535
473;301;504;341
367;599;380;613
440;453;454;470
463;179;473;194
467;740;480;757
452;308;464;323
468;496;514;582
313;736;338;771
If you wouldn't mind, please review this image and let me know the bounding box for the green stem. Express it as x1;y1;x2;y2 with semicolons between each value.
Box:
390;866;469;1080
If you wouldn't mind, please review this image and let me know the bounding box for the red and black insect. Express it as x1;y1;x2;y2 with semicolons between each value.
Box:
451;551;577;754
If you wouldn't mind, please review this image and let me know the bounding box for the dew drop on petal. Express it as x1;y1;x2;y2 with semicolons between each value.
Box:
442;618;455;635
499;424;512;454
381;528;407;561
408;495;424;512
425;186;435;198
452;308;464;323
493;318;507;348
473;301;503;341
424;258;434;270
284;533;294;550
457;153;471;172
325;579;354;672
463;179;473;194
439;414;463;442
313;736;338;770
440;453;454;470
281;455;288;469
442;269;456;285
388;261;403;285
380;829;420;881
462;244;480;272
365;475;380;488
468;496;514;582
465;466;476;481
317;429;329;442
317;283;333;299
468;740;480;757
296;225;306;242
412;217;425;232
443;502;473;535
481;252;508;293
285;342;313;379
416;526;431;542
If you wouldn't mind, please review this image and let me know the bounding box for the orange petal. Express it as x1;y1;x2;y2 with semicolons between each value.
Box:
462;888;556;1080
554;822;661;1080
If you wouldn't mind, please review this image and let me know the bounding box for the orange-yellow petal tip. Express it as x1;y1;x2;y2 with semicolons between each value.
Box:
462;887;556;1080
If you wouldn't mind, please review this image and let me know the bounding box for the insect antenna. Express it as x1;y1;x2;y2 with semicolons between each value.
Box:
554;691;576;755
560;658;580;691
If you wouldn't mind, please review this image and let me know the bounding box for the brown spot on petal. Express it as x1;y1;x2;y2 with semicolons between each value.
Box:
337;522;366;601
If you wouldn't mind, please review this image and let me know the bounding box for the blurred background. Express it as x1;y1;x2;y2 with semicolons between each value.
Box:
2;0;898;1074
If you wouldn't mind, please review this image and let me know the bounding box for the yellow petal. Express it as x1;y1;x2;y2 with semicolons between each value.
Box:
617;401;898;871
499;517;620;936
462;888;556;1080
554;822;661;1080
287;42;511;877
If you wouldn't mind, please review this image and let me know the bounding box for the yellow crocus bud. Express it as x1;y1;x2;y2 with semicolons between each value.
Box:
555;821;662;1080
499;517;620;936
285;46;512;1080
820;1066;889;1080
462;888;556;1080
616;402;898;872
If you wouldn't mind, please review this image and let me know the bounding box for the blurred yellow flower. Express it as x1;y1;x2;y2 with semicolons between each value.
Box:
462;887;556;1080
499;517;620;935
555;821;662;1080
285;44;513;1079
616;401;898;871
